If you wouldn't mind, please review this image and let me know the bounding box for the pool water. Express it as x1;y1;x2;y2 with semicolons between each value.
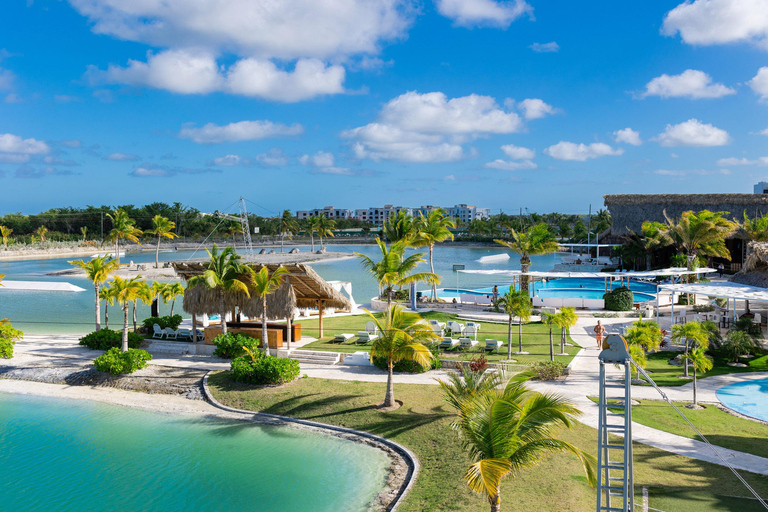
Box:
0;393;391;512
439;278;658;302
716;378;768;422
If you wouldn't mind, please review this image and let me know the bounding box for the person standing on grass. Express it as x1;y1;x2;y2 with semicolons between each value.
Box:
594;320;606;349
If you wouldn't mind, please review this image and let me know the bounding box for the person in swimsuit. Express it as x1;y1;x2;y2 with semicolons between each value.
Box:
594;321;606;349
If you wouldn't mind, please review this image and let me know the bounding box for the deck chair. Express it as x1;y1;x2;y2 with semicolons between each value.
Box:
484;339;503;353
428;320;444;336
464;324;478;340
332;333;355;343
459;337;478;350
152;324;165;339
439;337;459;350
164;327;178;340
176;328;191;341
451;322;465;337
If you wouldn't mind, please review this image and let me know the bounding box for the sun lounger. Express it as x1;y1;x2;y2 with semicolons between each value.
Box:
164;327;178;340
152;324;165;339
356;331;378;344
459;337;478;350
332;333;355;343
484;339;503;353
450;322;465;337
176;328;191;341
439;337;459;350
428;320;444;336
465;324;479;340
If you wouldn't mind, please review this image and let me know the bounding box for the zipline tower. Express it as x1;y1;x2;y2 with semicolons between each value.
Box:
597;334;634;512
214;197;255;260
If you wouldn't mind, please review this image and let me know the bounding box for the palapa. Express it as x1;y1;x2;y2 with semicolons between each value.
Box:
731;242;768;289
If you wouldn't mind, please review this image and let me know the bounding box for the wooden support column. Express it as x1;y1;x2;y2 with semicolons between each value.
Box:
192;314;198;343
318;299;325;339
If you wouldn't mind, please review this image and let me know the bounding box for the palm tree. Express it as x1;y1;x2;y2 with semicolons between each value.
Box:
540;311;558;362
99;284;115;329
187;244;249;334
306;215;320;251
365;306;438;408
227;223;240;248
738;211;768;242
0;225;11;249
444;375;596;512
671;321;709;377
355;239;439;309
35;225;48;242
555;307;577;355
278;210;298;253
110;276;148;351
661;210;736;274
593;208;612;234
624;319;663;379
685;346;713;407
383;210;415;244
413;209;456;300
495;287;531;358
437;365;506;412
163;282;185;316
106;208;142;265
80;226;88;242
68;255;119;331
131;281;153;332
724;329;753;363
638;221;668;270
147;215;177;269
495;223;559;293
247;266;289;353
315;213;336;249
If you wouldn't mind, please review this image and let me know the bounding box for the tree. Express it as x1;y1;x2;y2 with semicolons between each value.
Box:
593;208;612;234
365;306;437;408
684;346;713;407
413;209;455;300
131;281;153;332
383;210;415;245
80;226;88;242
99;284;115;329
161;282;185;316
661;210;736;273
147;215;178;269
355;238;439;309
671;321;709;378
110;276;149;352
106;208;142;265
188;244;249;334
540;311;557;362
316;213;336;249
278;210;298;253
227;223;240;248
724;329;753;363
68;255;119;331
306;215;320;251
443;374;596;512
624;319;663;379
555;307;577;355
35;225;48;242
495;223;559;293
638;221;668;270
0;225;12;248
437;365;505;412
495;287;531;358
738;211;768;242
247;266;289;353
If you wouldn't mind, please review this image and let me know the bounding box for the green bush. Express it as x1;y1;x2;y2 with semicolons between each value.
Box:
0;323;23;359
530;360;567;380
93;347;152;375
603;286;634;311
231;352;300;385
372;345;441;373
212;332;260;359
142;315;183;333
79;329;143;350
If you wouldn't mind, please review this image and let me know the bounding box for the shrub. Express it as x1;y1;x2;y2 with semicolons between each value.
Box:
79;329;143;350
693;304;715;313
141;315;182;333
530;360;567;380
93;347;152;375
603;287;633;311
0;323;23;359
231;351;300;385
372;354;441;373
212;332;260;359
468;355;488;373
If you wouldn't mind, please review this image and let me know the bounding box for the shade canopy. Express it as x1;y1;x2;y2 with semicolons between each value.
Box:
657;281;768;302
457;267;715;279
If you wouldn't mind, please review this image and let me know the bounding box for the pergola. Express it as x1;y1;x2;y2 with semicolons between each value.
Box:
656;281;768;325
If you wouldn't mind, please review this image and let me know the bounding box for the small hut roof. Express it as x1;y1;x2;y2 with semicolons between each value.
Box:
731;241;768;289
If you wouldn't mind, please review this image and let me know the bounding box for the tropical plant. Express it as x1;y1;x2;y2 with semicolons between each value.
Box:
306;215;320;251
80;226;88;242
731;317;764;349
495;287;531;358
68;255;119;331
365;306;438;407
495;223;559;293
724;329;754;363
624;319;663;378
99;283;116;329
231;346;301;385
593;208;612;234
187;244;249;334
383;210;415;245
131;281;153;333
684;346;713;406
437;366;506;412
94;347;152;375
355;238;439;309
661;210;736;274
540;311;558;362
79;328;143;350
278;210;298;253
555;307;577;355
106;208;142;265
227;223;240;248
160;282;185;316
247;266;289;352
35;225;48;242
147;215;177;268
671;321;709;378
413;209;455;300
0;225;11;248
315;213;336;249
738;211;768;242
109;276;150;352
0;322;23;359
211;332;260;359
443;374;596;511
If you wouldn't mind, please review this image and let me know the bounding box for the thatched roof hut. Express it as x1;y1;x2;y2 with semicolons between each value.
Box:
731;242;768;288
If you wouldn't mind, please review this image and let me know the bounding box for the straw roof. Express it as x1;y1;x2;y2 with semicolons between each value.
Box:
174;262;351;320
731;242;768;289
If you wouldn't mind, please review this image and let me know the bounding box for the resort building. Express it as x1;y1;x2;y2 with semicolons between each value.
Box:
444;204;491;223
296;203;490;225
295;206;355;221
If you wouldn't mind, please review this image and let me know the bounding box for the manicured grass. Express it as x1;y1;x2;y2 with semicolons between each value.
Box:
641;350;768;387
208;373;768;512
295;311;580;364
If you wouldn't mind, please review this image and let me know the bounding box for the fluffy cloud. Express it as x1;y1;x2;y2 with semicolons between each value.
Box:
517;98;557;120
759;127;768;136
485;159;537;170
500;144;535;159
345;124;464;162
641;69;735;99
529;41;559;53
105;152;139;161
716;156;768;166
435;0;533;28
0;134;50;164
655;119;731;146
211;155;243;166
179;120;303;144
299;151;335;167
614;128;642;146
130;164;220;177
544;142;624;161
310;167;379;177
662;0;768;50
654;169;731;177
226;58;344;101
254;148;288;166
748;67;768;102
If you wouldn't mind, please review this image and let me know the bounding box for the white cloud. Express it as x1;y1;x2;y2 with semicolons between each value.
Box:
179;120;304;144
655;168;732;177
211;155;242;166
748;67;768;102
226;58;345;102
0;68;14;89
529;41;559;53
105;152;139;161
485;159;537;170
0;153;30;164
517;98;557;120
614;128;642;146
662;0;768;50
544;142;624;161
130;164;220;177
716;156;768;166
759;127;768;136
0;133;50;157
655;118;731;147
299;151;335;167
500;144;535;159
435;0;533;28
641;69;735;99
254;148;288;166
310;166;379;177
3;93;22;104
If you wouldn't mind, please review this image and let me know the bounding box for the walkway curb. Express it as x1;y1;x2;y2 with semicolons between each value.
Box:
202;371;420;512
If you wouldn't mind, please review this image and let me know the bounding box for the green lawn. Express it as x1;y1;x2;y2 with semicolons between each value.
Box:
641;350;768;387
295;311;580;364
208;373;768;512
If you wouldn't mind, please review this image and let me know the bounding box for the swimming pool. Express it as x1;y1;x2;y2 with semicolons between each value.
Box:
715;378;768;422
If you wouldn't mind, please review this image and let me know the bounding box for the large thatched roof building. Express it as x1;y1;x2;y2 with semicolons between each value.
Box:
731;242;768;288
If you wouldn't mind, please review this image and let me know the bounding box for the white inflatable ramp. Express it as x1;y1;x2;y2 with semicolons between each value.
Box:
0;280;86;292
476;253;510;264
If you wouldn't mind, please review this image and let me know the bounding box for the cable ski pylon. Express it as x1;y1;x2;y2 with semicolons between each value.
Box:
597;334;634;512
213;197;255;260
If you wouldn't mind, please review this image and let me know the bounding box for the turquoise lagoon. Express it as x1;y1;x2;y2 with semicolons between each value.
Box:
0;392;391;512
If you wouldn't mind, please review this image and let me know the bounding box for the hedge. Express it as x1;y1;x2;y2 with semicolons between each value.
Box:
79;329;143;350
603;286;634;311
93;347;153;375
231;351;300;385
141;315;182;333
211;332;261;359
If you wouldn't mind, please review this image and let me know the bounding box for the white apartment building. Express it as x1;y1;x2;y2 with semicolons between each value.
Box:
295;206;354;220
356;205;412;226
295;203;490;225
445;204;491;224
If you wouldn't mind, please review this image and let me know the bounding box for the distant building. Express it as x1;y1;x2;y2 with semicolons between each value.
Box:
754;182;768;194
295;203;490;225
295;206;354;221
444;204;491;224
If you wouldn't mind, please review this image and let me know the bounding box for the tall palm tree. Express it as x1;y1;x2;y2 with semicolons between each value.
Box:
685;346;713;407
540;311;557;362
163;282;185;316
306;215;321;251
495;223;559;293
247;266;289;353
0;225;12;249
315;213;336;249
365;306;438;407
355;239;439;309
661;209;736;273
438;365;506;412
147;215;177;269
131;281;153;332
35;225;48;242
68;255;119;331
738;211;768;242
495;287;531;358
106;208;142;265
383;210;415;245
110;276;148;351
638;221;669;270
444;375;596;512
555;307;577;355
99;284;115;329
413;209;456;300
624;319;663;379
278;210;298;253
671;321;709;377
187;244;249;334
227;223;240;248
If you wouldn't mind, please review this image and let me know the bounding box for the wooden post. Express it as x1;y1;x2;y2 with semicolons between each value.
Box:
192;314;197;343
286;316;292;349
318;299;324;339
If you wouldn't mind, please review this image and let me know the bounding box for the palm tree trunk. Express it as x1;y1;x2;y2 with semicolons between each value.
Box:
116;239;121;266
384;361;395;407
561;328;566;354
518;318;523;352
171;298;176;316
132;300;137;332
549;325;554;362
220;293;228;334
693;368;698;406
122;303;129;352
507;316;513;359
105;302;109;329
490;495;501;512
262;296;269;354
94;283;101;331
521;260;530;295
281;231;284;253
310;232;315;252
386;286;392;310
429;244;436;301
155;236;160;269
683;338;689;377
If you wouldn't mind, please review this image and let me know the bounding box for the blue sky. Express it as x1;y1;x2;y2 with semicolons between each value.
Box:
1;0;768;216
